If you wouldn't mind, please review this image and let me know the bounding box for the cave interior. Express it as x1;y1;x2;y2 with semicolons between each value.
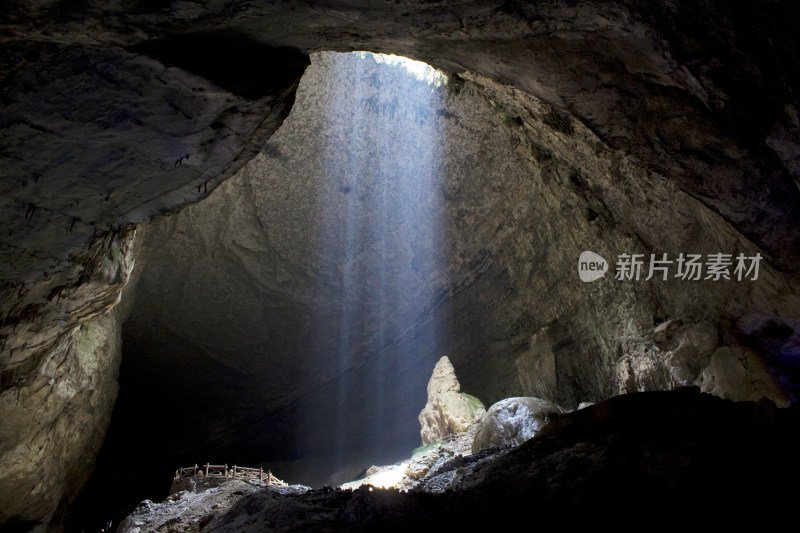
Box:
1;1;800;532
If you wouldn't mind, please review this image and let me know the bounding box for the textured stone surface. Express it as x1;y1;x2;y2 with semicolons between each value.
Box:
1;2;800;530
615;320;791;407
117;479;308;533
0;38;307;283
1;229;136;374
117;390;800;531
339;432;474;491
616;320;719;392
1;36;306;528
419;356;486;445
425;357;461;399
419;391;486;446
88;48;800;527
2;1;799;280
472;397;564;453
0;229;137;530
698;346;791;407
0;313;122;529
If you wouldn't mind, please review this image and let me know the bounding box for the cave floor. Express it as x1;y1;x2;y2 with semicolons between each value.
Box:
116;389;800;532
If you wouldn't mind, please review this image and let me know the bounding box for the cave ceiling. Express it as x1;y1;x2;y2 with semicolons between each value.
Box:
1;1;799;288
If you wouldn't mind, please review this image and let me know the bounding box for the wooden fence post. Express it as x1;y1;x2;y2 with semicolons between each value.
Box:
205;463;209;478
233;465;237;479
260;467;263;482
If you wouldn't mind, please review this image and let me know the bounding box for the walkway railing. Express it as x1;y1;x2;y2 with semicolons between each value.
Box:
174;463;287;486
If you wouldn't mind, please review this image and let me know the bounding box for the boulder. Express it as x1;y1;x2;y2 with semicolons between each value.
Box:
472;397;564;453
419;356;486;445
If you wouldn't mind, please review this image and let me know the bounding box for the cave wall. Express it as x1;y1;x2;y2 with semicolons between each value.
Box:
0;314;120;529
117;50;797;498
0;230;136;530
1;1;799;530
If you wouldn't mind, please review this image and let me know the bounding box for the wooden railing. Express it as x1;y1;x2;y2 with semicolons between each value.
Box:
174;463;287;486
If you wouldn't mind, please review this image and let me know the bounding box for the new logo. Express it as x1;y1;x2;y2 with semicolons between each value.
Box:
578;251;608;282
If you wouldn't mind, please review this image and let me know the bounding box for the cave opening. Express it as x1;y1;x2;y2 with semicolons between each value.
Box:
69;51;469;531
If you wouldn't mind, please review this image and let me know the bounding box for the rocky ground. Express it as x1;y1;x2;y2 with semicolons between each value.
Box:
116;388;800;532
340;424;480;493
117;478;309;533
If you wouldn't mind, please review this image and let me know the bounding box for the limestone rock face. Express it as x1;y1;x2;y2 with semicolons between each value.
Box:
2;1;799;282
0;229;137;529
698;347;791;407
472;397;564;453
0;39;307;283
0;313;122;529
615;320;790;408
87;49;800;527
1;229;137;376
616;321;720;393
2;3;800;529
419;357;486;445
427;357;461;398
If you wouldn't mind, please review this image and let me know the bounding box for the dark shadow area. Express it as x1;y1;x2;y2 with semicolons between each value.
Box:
0;520;42;533
65;321;431;532
131;32;309;100
202;389;800;531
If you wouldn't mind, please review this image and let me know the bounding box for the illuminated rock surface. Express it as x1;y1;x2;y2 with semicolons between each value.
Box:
419;356;486;445
471;397;564;453
117;479;309;533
